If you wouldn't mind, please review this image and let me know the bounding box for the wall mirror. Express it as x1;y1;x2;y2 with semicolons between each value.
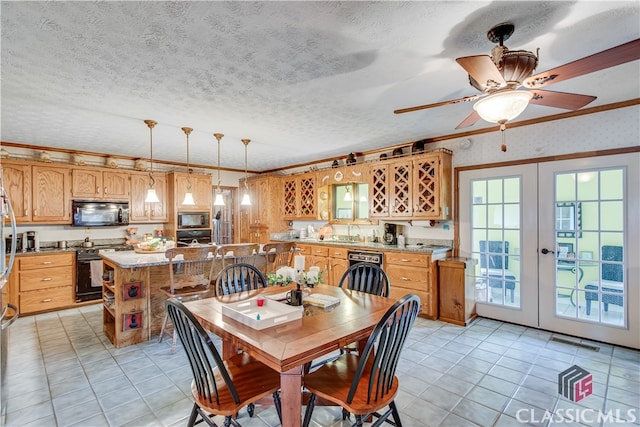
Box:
331;183;371;224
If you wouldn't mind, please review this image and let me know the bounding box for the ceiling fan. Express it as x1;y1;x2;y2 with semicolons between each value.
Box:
394;23;640;131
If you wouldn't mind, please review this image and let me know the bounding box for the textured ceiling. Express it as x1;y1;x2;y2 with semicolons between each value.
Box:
1;1;639;172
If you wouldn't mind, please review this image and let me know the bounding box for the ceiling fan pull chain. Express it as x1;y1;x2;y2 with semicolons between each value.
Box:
500;123;507;152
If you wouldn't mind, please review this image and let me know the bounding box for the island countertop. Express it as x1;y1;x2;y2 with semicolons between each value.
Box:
100;250;171;268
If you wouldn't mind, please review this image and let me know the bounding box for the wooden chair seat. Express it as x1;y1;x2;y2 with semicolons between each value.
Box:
192;352;281;418
303;354;398;415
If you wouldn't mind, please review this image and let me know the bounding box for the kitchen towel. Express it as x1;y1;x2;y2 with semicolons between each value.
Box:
90;260;103;288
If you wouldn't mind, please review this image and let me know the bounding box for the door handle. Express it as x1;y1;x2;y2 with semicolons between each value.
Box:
541;248;555;254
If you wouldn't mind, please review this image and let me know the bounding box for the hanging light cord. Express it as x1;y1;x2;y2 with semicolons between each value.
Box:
182;127;192;189
242;139;250;190
145;120;157;187
214;133;224;191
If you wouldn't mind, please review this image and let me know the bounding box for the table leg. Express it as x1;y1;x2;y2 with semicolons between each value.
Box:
221;341;238;360
280;366;303;427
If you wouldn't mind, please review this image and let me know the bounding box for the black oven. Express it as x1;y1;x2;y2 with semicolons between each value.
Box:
177;211;210;229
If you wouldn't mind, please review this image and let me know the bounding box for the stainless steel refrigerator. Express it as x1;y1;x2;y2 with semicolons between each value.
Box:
1;172;18;427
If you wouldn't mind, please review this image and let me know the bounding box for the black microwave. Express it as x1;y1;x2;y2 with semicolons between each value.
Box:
177;211;210;229
72;200;129;227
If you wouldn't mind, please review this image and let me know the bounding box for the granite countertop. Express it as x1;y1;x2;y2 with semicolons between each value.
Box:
273;238;451;254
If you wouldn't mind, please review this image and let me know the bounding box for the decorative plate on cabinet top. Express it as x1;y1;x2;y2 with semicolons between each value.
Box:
320;191;328;200
334;171;343;181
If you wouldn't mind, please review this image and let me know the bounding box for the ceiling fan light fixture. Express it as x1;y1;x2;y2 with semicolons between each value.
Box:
473;89;533;124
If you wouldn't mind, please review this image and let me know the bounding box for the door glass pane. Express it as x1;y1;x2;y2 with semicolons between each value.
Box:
471;177;521;308
555;167;626;327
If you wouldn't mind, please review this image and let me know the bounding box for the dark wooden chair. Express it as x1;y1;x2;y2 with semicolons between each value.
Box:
262;242;296;275
339;262;390;298
215;263;267;297
165;299;282;427
479;240;516;303
159;246;218;352
302;294;420;427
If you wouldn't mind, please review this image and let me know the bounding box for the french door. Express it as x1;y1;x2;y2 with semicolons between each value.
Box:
459;153;639;348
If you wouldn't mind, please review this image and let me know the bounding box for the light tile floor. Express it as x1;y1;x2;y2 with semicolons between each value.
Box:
5;304;639;427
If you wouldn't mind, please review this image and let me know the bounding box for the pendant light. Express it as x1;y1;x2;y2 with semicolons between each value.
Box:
181;127;195;205
144;119;160;203
240;139;252;206
213;133;225;206
344;185;353;202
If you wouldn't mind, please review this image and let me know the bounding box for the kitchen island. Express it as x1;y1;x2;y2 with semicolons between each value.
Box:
100;248;267;347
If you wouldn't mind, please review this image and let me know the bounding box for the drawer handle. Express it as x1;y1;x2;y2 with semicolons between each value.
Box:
42;261;53;265
42;277;53;281
401;277;410;281
401;259;410;262
42;298;53;303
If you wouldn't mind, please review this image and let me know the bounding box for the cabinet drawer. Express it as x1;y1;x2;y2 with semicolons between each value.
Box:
385;264;429;291
18;253;74;270
20;286;74;314
328;247;348;259
309;246;329;257
20;266;73;291
385;251;430;266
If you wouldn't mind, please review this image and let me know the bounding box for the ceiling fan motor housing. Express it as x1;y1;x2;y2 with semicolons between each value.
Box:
470;45;538;92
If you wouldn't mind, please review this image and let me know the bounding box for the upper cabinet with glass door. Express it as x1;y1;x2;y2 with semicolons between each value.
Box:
281;173;317;220
369;149;452;220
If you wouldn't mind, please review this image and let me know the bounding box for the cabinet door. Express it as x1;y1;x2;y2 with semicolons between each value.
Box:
298;174;316;219
193;175;212;209
369;163;390;218
238;206;251;243
149;174;167;221
248;179;262;225
32;165;71;223
282;177;297;218
389;160;412;217
103;171;130;200
129;173;150;221
328;257;349;286
1;162;32;222
71;168;102;199
412;154;442;218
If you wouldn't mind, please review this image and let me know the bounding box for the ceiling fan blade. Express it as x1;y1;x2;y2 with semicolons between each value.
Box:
524;38;640;89
393;95;480;114
529;90;597;110
455;110;481;129
456;55;506;89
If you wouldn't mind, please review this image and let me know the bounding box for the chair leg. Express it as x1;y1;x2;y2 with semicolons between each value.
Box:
158;312;169;343
170;327;177;353
187;403;199;427
247;403;255;417
224;416;232;427
390;401;403;427
273;391;282;424
302;393;316;427
355;414;364;426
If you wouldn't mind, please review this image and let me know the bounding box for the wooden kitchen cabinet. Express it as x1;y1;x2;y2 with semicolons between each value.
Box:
2;161;71;224
296;244;329;279
282;173;317;220
327;246;349;286
368;149;452;220
71;168;130;200
1;161;32;223
129;171;168;223
438;257;477;326
32;164;72;223
238;175;287;243
16;252;75;314
170;171;212;210
385;250;449;319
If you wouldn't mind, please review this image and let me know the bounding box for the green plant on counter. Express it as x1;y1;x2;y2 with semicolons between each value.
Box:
266;273;293;286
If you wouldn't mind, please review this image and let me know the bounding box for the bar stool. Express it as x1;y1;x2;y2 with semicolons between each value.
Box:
262;242;296;275
218;243;259;267
158;246;218;353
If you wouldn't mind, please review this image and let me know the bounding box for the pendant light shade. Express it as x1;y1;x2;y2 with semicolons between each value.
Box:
240;139;252;206
143;119;160;203
181;127;195;206
344;185;353;202
213;133;225;206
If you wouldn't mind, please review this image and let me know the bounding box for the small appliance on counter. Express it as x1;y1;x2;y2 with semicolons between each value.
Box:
383;223;398;245
22;231;39;252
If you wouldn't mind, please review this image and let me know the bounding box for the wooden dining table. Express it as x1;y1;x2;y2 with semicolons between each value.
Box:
184;283;396;427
